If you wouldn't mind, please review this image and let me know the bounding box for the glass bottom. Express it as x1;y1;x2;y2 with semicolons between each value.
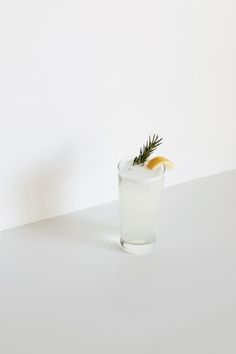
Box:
120;238;155;255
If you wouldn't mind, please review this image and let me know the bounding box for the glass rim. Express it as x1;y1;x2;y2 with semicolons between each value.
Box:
118;156;165;184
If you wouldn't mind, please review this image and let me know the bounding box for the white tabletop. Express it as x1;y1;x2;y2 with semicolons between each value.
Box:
0;170;235;354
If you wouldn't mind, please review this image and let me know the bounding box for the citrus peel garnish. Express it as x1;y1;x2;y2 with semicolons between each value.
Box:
146;156;174;170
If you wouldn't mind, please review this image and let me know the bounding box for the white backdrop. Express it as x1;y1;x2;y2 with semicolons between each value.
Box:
0;0;236;231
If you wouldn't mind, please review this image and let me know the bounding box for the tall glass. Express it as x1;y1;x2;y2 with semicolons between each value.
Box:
118;157;165;254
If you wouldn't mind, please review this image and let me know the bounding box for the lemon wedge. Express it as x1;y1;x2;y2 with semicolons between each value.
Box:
146;156;174;170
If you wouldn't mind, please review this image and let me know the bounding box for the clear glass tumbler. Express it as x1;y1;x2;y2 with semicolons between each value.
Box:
118;157;165;254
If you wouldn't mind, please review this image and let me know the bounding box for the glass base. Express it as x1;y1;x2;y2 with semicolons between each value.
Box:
120;239;155;255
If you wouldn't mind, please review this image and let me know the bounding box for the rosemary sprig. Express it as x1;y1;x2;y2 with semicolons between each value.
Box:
133;134;163;166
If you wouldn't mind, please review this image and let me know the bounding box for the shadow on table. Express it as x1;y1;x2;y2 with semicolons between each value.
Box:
35;201;121;253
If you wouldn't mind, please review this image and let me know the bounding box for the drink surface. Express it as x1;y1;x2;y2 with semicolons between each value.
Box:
119;158;165;246
118;158;163;182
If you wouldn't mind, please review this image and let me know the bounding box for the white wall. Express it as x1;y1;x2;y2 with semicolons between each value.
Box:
0;0;236;231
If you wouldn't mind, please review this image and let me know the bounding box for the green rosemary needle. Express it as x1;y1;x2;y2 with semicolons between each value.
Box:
133;134;163;166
